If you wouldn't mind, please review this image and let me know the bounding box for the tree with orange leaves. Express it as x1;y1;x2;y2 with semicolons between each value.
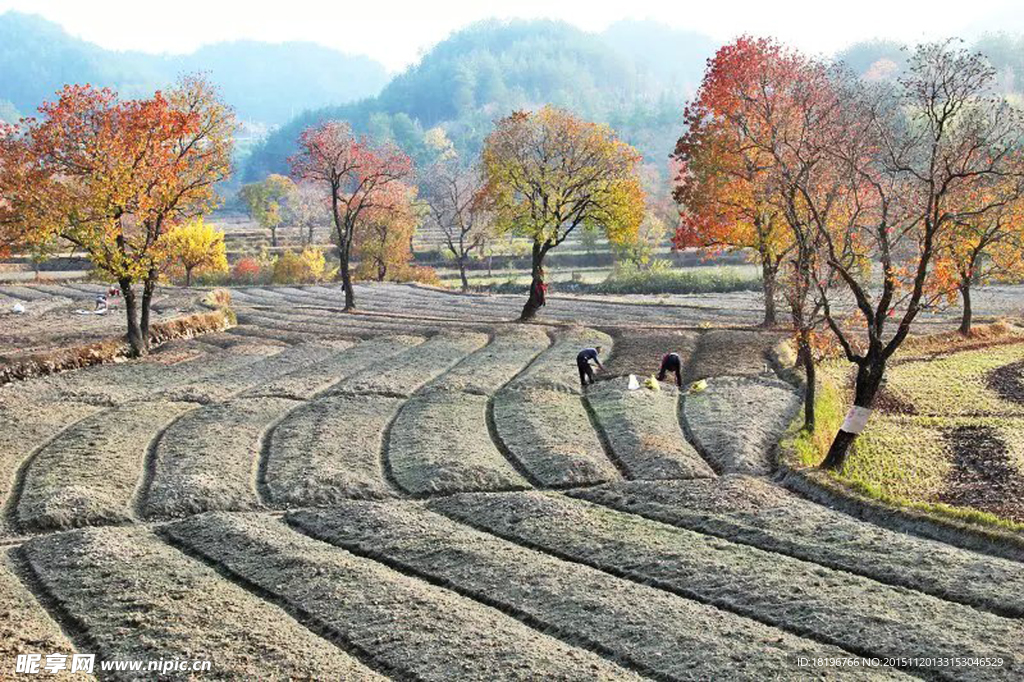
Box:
353;183;419;282
938;177;1024;335
290;120;413;311
0;76;235;355
673;37;798;328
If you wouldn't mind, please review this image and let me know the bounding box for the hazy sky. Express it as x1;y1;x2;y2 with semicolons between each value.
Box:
2;0;1022;71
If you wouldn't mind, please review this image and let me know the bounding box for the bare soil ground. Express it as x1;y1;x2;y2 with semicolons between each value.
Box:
0;281;1022;680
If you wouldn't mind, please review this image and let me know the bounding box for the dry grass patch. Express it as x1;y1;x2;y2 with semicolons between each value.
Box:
586;380;714;480
572;476;1024;618
292;502;892;681
683;376;800;475
422;327;550;395
143;397;299;518
388;393;530;494
24;526;378;680
17;400;196;532
332;332;488;397
165;513;640;681
885;343;1024;417
431;492;1024;679
493;388;620;487
265;394;403;505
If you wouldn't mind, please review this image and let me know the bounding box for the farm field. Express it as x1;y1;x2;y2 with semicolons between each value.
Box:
1;281;1023;679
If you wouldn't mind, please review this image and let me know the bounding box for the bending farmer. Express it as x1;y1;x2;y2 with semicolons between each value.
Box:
576;346;604;387
658;352;683;387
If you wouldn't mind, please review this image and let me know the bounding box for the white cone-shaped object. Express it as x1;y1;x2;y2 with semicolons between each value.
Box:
627;374;640;390
12;302;25;314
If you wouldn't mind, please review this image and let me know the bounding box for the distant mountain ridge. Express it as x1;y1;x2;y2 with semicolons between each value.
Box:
0;11;390;124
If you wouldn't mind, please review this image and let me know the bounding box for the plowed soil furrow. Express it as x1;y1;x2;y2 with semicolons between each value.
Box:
493;389;622;487
331;332;489;397
8;343;281;406
682;376;801;475
291;502;908;682
243;335;424;399
571;476;1024;619
1;549;94;680
143;397;299;518
586;381;715;480
421;327;551;395
0;399;101;536
388;393;531;495
265;394;404;505
160;341;346;403
16;400;196;532
429;492;1023;681
164;513;642;681
685;329;780;381
23;526;381;680
508;328;613;395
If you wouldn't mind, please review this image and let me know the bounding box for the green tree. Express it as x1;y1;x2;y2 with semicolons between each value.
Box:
239;174;295;247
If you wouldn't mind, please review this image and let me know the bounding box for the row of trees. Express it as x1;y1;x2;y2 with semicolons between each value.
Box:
674;37;1024;468
287;106;648;319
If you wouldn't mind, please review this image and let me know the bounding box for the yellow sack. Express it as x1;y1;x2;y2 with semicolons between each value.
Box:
645;375;660;391
690;379;708;393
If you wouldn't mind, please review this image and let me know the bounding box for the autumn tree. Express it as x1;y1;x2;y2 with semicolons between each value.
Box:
354;183;418;282
285;181;332;246
239;174;295;247
812;42;1024;469
290;120;413;310
161;217;229;286
939;180;1024;334
0;77;235;355
615;211;668;270
421;158;491;290
479;107;645;320
673;38;797;327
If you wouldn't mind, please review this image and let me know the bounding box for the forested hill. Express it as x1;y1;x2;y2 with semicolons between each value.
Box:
0;11;389;125
243;19;716;184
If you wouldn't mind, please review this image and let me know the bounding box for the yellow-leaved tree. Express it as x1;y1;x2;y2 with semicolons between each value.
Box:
160;218;229;286
478;107;646;320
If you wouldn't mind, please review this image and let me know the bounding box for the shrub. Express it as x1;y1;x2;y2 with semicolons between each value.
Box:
231;257;263;284
272;251;308;285
299;247;328;282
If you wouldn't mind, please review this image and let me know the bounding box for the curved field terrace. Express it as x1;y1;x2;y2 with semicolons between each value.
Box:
1;282;1022;680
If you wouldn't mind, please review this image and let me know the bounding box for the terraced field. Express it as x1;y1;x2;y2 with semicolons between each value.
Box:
1;282;1022;680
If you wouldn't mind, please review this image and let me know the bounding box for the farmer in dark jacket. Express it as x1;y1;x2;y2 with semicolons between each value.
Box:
658;352;683;387
577;346;604;387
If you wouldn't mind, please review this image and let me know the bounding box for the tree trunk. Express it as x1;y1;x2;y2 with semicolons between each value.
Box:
140;269;156;349
761;260;777;327
487;254;493;278
798;335;816;431
458;255;469;291
339;251;355;311
520;242;547;321
959;282;973;336
185;267;193;288
308;224;315;246
271;225;278;248
120;278;146;358
820;360;884;470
